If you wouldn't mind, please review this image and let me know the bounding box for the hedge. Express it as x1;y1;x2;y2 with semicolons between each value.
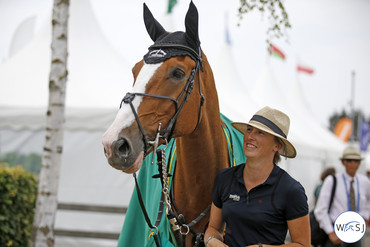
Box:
0;152;41;174
0;163;38;247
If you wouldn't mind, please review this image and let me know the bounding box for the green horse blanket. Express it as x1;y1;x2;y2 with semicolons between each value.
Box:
117;114;246;246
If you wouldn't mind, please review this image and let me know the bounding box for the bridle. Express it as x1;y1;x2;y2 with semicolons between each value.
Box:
119;43;205;155
121;43;208;246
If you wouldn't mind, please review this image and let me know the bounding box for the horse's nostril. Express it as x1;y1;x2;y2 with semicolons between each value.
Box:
115;138;131;157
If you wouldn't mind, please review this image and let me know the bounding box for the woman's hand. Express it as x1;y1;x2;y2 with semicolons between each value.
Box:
206;237;229;247
328;232;342;245
205;204;229;246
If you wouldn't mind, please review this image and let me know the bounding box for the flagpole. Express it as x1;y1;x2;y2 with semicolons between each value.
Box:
350;70;355;142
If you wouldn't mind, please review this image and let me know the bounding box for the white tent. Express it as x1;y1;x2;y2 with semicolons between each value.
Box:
0;0;131;109
0;0;134;246
213;37;258;123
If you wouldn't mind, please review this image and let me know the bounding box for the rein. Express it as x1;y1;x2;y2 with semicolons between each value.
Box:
119;45;204;155
133;172;161;246
133;147;171;247
134;141;210;247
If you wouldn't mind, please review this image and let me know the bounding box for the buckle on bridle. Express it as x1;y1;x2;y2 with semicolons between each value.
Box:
148;123;164;164
120;92;135;108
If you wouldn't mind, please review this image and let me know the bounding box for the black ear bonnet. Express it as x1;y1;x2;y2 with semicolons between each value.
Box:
143;1;202;64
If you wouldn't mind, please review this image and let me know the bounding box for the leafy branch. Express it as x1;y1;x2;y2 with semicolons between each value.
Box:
238;0;291;46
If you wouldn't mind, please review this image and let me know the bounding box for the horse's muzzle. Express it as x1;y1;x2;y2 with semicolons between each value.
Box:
107;137;144;173
113;137;131;158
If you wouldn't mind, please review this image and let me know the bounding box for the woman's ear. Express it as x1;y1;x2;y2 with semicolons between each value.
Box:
274;138;283;152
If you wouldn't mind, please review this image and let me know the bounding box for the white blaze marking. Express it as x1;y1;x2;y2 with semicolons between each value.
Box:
102;62;162;154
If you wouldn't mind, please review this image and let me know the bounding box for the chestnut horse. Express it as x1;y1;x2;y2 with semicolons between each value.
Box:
103;2;234;246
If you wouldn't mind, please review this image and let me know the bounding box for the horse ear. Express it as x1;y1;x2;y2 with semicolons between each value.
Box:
143;3;167;42
185;1;200;49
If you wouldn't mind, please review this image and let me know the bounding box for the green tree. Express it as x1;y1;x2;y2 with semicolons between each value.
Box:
238;0;291;46
0;152;41;174
0;164;38;247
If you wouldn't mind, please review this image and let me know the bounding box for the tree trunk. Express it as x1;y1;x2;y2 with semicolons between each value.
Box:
32;0;69;246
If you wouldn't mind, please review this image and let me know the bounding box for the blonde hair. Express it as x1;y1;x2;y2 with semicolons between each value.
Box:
273;137;285;164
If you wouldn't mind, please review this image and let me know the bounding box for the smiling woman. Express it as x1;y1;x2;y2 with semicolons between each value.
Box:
204;106;310;247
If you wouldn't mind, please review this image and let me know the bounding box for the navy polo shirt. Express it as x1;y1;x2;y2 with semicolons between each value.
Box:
212;164;308;247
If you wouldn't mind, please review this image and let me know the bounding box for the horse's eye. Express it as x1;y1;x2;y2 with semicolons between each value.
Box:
171;68;185;80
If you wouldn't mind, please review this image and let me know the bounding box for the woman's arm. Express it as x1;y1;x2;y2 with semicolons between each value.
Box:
204;203;229;247
286;214;310;247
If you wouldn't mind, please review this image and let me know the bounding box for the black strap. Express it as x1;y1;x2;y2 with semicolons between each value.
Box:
125;97;149;154
168;162;211;246
133;173;161;247
328;174;337;213
155;192;165;227
187;204;211;229
191;62;205;134
167;210;182;245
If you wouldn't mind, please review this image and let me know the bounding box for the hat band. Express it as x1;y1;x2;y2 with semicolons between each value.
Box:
251;115;287;139
343;154;362;159
345;153;360;157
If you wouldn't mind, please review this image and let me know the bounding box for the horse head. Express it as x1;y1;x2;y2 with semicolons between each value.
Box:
102;1;207;173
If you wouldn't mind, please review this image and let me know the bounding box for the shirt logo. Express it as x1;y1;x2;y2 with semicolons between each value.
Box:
229;194;240;201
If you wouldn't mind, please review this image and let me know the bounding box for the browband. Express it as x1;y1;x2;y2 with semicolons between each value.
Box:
148;44;202;63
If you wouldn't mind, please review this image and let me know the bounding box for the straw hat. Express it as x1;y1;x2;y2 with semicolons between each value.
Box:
340;146;363;161
232;106;296;158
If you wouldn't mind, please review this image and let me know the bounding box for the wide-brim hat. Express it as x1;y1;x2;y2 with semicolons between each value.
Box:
340;146;363;161
232;106;296;158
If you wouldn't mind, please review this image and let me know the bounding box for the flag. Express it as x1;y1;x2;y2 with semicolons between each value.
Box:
225;26;231;45
167;0;177;14
359;119;370;151
268;44;286;60
334;118;353;142
224;13;231;45
297;65;314;74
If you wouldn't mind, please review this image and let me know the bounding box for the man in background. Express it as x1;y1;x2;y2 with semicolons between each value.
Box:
315;145;370;247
